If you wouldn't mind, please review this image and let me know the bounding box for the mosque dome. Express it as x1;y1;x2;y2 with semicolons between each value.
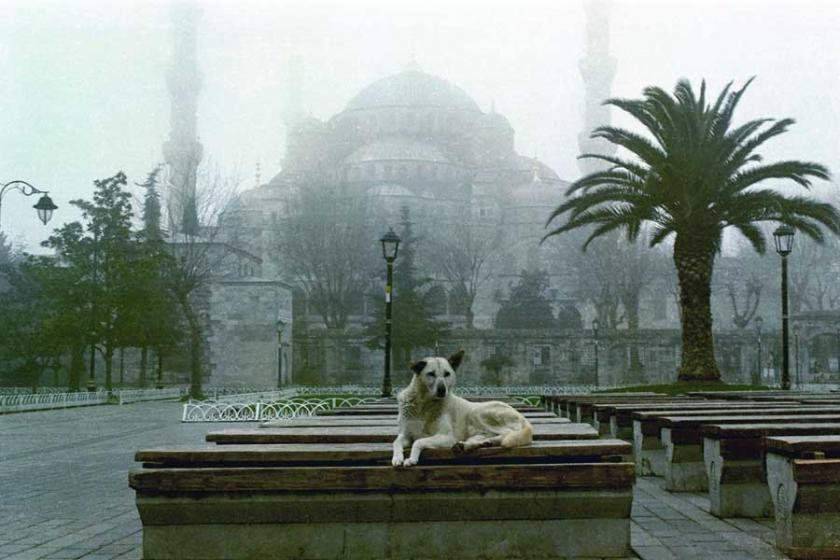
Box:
345;69;481;113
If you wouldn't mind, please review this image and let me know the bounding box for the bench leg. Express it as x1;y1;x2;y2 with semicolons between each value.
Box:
662;429;706;492
704;438;771;518
633;421;665;477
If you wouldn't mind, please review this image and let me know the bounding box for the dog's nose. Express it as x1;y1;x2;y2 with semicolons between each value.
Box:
436;385;446;398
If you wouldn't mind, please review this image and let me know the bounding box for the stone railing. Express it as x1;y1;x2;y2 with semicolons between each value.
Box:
181;396;385;422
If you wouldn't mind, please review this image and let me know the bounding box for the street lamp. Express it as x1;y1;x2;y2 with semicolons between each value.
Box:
755;316;763;387
380;228;401;398
793;323;802;388
774;225;795;390
276;319;286;389
592;318;600;388
0;180;58;229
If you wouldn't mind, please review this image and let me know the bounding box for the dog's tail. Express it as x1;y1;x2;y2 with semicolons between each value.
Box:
501;419;533;448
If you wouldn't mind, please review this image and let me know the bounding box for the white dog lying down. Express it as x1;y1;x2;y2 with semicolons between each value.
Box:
391;350;533;467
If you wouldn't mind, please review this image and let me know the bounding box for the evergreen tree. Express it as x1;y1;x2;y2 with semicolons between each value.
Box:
494;269;558;329
366;206;447;366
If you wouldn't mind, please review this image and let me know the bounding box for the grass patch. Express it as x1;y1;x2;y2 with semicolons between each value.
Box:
595;382;770;396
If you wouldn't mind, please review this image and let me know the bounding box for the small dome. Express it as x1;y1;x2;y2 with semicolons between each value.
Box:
346;69;481;113
479;111;512;130
345;140;449;164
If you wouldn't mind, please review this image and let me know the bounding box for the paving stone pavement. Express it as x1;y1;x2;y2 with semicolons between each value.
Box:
632;477;791;560
0;402;243;560
1;402;792;559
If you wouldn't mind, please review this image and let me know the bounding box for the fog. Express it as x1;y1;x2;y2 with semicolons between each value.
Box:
1;0;838;252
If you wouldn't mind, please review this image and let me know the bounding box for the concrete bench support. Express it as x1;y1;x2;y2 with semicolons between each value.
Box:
703;437;770;518
633;420;665;477
662;428;707;492
136;488;632;560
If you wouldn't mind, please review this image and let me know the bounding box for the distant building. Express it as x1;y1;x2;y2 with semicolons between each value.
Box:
223;65;568;329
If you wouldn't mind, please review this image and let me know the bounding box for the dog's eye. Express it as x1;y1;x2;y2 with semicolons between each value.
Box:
444;371;451;377
426;371;435;377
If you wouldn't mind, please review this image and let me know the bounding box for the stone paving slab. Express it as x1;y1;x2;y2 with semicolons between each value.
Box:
0;402;796;559
631;477;791;560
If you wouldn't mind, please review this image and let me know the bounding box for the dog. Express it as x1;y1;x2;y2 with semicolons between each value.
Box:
391;350;533;467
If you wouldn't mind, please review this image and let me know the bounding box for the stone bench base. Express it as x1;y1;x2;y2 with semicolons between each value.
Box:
703;438;771;518
137;489;633;560
767;453;840;558
662;428;706;492
633;420;665;477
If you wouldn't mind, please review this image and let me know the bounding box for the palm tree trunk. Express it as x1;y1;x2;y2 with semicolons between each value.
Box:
674;236;721;382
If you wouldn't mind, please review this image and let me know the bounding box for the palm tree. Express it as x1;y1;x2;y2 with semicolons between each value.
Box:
544;78;839;382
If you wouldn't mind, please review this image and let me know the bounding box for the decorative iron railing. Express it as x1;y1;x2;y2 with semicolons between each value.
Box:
0;387;187;413
181;396;386;422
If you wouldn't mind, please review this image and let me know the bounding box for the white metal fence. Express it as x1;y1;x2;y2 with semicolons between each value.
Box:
0;391;111;413
0;387;187;413
117;387;187;405
181;396;385;422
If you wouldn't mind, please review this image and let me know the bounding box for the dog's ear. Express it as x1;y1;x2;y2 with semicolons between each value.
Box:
409;360;427;375
447;350;465;371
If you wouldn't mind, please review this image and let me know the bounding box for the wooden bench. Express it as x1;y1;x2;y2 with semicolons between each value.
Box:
543;393;661;420
129;438;635;559
632;407;840;479
207;422;600;444
702;423;840;518
318;403;542;416
766;436;840;558
595;400;798;441
659;413;840;492
261;413;566;429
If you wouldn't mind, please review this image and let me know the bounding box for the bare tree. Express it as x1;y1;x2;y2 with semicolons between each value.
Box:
275;183;375;329
428;211;501;328
163;157;242;398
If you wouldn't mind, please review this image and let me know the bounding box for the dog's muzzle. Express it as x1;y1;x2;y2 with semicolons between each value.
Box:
436;385;446;398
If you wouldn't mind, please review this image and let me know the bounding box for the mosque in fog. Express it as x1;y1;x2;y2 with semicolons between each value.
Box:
221;63;568;327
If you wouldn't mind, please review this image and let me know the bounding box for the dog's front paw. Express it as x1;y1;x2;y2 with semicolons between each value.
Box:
391;452;404;467
451;441;466;455
402;457;418;467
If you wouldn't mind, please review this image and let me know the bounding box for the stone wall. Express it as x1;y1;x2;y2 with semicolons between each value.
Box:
294;327;782;387
205;279;293;388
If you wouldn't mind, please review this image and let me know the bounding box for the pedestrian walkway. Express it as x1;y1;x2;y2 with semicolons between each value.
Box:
1;402;791;559
632;477;789;560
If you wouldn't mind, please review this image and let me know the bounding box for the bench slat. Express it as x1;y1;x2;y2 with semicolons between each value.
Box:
206;423;598;444
260;415;565;428
136;439;632;465
129;462;635;493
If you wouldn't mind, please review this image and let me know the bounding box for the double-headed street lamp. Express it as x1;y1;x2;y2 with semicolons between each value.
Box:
0;180;58;230
380;228;401;398
774;225;795;390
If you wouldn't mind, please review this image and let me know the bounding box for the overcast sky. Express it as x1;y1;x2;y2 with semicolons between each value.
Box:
1;0;838;252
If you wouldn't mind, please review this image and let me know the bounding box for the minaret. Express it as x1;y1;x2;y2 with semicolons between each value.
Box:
578;0;617;177
282;42;304;166
163;1;203;236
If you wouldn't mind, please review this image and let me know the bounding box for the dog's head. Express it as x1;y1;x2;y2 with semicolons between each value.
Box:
409;350;464;399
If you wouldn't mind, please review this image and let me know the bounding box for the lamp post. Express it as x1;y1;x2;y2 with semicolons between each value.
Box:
592;318;600;388
86;227;100;392
380;228;401;398
0;180;58;230
755;315;763;387
793;323;801;388
276;319;286;389
774;225;795;390
155;350;164;390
